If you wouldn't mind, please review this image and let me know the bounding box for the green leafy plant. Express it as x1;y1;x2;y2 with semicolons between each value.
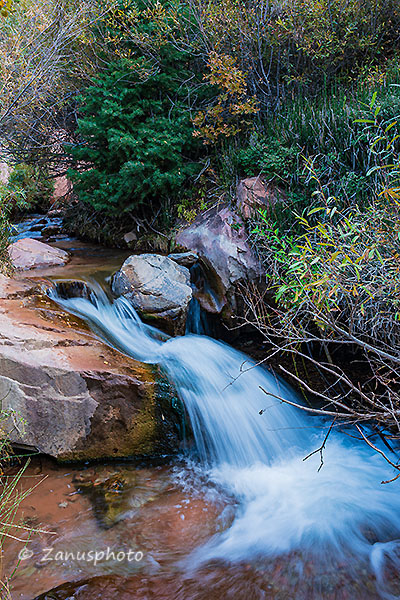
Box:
247;96;400;446
6;164;53;213
236;135;299;183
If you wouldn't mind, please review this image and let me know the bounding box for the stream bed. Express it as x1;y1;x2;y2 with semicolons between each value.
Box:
3;457;382;600
3;215;400;600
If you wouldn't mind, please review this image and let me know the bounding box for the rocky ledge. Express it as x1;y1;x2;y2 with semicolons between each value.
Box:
0;275;180;461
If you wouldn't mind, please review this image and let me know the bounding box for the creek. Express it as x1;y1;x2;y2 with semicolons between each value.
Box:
3;216;400;600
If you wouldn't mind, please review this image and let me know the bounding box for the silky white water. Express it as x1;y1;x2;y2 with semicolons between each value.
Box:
49;283;400;598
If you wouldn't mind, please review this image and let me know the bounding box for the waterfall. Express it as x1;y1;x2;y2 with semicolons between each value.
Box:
48;282;400;598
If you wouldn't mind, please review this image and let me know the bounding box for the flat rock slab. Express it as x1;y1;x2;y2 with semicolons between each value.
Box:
0;273;37;298
0;276;179;461
9;238;70;270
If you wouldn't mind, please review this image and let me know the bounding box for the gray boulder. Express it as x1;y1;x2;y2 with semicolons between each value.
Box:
112;254;192;335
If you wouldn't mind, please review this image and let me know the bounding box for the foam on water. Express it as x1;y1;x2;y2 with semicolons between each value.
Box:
49;283;400;597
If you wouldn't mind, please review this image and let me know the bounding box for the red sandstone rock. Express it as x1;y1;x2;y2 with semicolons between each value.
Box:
9;238;70;270
0;277;178;460
236;176;286;219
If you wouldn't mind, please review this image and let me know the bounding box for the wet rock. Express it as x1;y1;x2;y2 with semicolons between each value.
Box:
236;176;286;219
0;274;37;299
189;261;226;315
111;254;192;336
52;280;93;301
46;208;64;219
0;278;180;461
73;467;138;528
9;238;70;270
133;489;228;556
42;225;62;238
71;465;170;529
176;205;263;316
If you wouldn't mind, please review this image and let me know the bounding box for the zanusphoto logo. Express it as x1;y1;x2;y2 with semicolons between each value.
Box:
18;546;144;566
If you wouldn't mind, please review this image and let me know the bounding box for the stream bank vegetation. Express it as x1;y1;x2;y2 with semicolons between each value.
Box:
0;163;54;273
1;0;399;220
245;95;400;479
64;0;400;230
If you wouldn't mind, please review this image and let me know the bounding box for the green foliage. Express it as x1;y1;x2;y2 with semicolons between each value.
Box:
69;67;200;214
6;164;53;213
68;66;200;215
235;135;298;183
175;168;216;222
273;0;400;84
62;0;400;226
0;164;53;274
0;199;11;275
250;97;400;349
68;1;202;216
254;201;400;344
232;65;400;228
248;99;400;433
207;0;399;89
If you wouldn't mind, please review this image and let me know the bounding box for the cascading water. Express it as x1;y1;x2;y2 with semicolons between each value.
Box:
48;282;400;598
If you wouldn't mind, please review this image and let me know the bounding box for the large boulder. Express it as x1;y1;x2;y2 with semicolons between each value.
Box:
52;173;73;202
236;176;286;219
9;238;69;270
175;205;263;316
111;254;192;336
0;277;179;461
